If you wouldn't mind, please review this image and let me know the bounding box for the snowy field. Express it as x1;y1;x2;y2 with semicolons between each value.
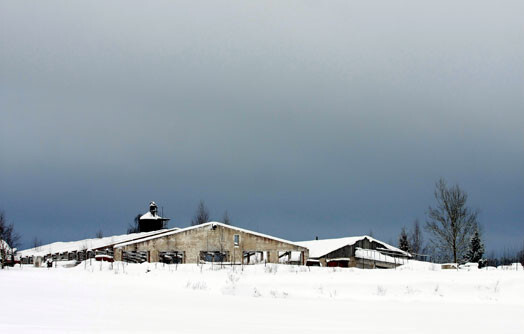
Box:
1;262;523;334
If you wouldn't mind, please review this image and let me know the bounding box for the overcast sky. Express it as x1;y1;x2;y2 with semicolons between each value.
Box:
1;0;523;252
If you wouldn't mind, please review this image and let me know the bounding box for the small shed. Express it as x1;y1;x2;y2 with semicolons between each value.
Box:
298;236;411;269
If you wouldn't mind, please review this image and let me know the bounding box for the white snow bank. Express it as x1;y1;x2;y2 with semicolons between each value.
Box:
1;262;523;334
498;263;524;271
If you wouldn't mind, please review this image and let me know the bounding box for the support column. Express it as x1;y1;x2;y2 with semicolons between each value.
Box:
149;249;159;263
268;250;279;264
114;248;122;261
233;248;241;264
304;250;309;265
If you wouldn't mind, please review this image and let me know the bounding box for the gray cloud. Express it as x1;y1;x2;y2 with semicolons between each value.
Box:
1;0;523;250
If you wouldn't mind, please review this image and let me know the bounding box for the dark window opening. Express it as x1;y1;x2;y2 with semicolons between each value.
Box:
200;251;228;263
234;234;240;246
122;250;148;263
160;251;184;264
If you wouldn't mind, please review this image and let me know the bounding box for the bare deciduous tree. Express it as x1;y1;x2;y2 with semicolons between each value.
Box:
32;237;43;250
95;230;104;239
425;179;478;263
0;211;21;269
0;211;21;249
191;200;210;226
222;211;231;225
409;219;424;255
518;241;524;268
127;213;141;234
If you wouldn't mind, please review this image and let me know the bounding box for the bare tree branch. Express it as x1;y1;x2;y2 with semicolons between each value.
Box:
0;211;21;269
409;219;424;255
127;213;141;234
222;211;231;225
191;200;210;226
425;179;478;263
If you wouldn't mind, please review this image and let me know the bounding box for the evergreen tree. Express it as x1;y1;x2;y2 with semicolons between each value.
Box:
398;227;410;252
465;229;484;263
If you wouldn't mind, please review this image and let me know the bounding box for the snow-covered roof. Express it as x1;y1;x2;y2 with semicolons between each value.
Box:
140;212;166;220
297;236;411;258
18;228;178;258
115;222;307;249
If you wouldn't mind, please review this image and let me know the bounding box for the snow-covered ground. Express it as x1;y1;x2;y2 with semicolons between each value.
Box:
1;261;523;333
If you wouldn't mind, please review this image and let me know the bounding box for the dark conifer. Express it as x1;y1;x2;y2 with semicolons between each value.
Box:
465;229;484;263
398;227;410;253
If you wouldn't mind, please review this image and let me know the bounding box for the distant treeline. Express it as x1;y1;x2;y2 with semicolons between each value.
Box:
485;248;524;267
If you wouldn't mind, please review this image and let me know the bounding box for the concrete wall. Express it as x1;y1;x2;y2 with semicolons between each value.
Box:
115;224;308;264
348;257;398;269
